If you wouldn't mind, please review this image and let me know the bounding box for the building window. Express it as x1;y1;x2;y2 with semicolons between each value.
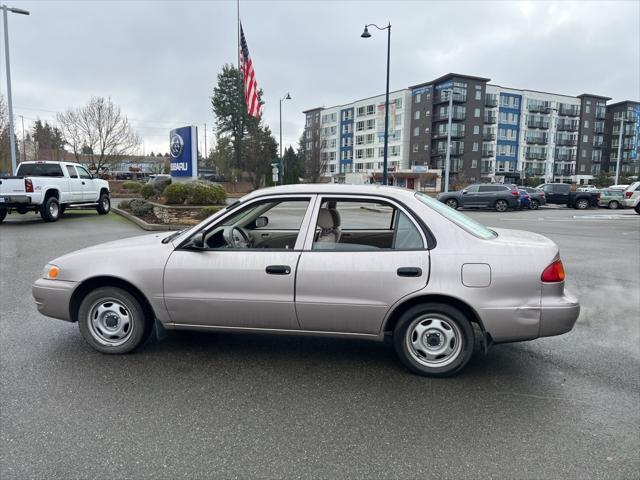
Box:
357;106;365;117
366;119;375;130
355;149;363;159
585;105;590;114
414;127;419;137
583;134;588;143
365;133;374;144
580;164;585;172
473;142;479;152
423;144;428;151
413;144;419;152
584;120;589;129
581;150;586;158
471;159;478;168
474;108;481;118
356;121;365;132
475;90;481;101
356;135;364;145
395;98;403;109
414;110;420;120
415;94;421;104
473;125;480;135
365;148;374;158
366;104;375;115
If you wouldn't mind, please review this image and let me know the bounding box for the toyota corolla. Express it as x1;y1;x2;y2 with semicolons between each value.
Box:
32;185;580;377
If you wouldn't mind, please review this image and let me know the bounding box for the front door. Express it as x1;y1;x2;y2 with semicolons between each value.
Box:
76;165;98;202
163;196;315;329
461;184;481;207
295;196;430;335
64;165;83;202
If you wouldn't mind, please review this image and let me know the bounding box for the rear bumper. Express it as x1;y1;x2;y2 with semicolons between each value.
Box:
0;195;32;208
32;278;77;322
539;288;580;337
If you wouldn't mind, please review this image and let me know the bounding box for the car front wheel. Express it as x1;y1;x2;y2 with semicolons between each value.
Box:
96;193;111;215
495;199;508;212
530;199;539;210
393;303;474;377
78;286;152;354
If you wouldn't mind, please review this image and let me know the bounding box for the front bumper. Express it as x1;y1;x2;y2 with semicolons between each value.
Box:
32;278;77;322
539;288;580;337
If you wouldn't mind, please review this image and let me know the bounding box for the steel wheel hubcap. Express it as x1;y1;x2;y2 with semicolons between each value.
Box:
406;315;462;368
446;200;457;208
497;201;507;211
103;198;109;209
88;298;133;346
50;203;58;217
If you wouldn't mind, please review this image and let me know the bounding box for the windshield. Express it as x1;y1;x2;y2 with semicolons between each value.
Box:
415;192;497;240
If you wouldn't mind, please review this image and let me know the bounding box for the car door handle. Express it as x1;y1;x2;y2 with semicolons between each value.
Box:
81;181;85;185
266;265;291;275
397;267;422;277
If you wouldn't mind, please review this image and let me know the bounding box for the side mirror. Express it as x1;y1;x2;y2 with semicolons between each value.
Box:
255;216;268;228
462;189;468;194
191;232;205;249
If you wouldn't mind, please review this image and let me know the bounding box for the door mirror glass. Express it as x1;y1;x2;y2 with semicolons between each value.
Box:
191;232;205;249
255;216;268;228
462;189;467;194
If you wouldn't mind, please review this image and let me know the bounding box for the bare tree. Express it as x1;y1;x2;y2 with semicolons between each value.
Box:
298;132;326;183
56;97;140;174
0;96;11;174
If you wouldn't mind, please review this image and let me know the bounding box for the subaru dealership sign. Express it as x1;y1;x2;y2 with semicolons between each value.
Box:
170;126;198;179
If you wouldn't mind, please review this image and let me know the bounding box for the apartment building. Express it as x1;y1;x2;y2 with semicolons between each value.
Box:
303;73;638;187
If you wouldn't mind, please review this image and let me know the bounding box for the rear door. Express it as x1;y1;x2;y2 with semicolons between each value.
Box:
295;195;430;335
64;165;83;202
75;165;97;201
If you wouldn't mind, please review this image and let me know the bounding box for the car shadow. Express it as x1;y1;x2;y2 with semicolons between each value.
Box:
0;211;101;225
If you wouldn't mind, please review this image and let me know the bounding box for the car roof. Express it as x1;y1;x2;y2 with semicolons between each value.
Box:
243;184;420;201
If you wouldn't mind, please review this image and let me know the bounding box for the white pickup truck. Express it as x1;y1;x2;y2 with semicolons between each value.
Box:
0;161;111;223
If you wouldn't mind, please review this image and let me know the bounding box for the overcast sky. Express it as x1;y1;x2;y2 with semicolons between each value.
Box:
2;0;639;156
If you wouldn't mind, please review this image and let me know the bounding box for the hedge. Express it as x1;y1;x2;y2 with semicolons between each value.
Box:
122;181;142;192
196;205;224;220
140;184;155;199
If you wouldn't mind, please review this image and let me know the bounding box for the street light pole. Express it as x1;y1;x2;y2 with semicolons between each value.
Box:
18;114;25;162
361;22;391;185
1;4;29;174
443;89;453;192
279;93;291;184
615;116;623;185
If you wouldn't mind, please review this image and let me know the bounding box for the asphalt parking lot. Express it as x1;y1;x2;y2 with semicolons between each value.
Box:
1;206;639;479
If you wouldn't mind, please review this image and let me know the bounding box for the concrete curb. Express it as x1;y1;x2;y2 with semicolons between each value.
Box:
111;207;182;231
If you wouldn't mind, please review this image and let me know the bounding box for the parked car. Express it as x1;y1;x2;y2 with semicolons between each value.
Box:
608;184;629;191
536;183;600;209
622;181;640;208
520;187;546;209
577;184;598;192
437;183;520;212
632;194;640;214
598;189;625;209
518;189;531;209
0;161;110;223
32;184;579;377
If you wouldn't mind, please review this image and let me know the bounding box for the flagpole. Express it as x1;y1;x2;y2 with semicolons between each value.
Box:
236;0;242;180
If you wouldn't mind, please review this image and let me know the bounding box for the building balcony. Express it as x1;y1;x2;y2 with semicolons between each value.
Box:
595;108;607;120
611;141;634;150
434;112;466;121
612;127;636;137
558;106;580;116
525;136;548;145
527;104;551;114
555;138;578;146
481;149;495;158
432;129;465;139
614;111;638;122
432;146;465;156
527;121;550;129
557;122;579;132
484;113;497;124
594;125;605;134
434;91;467;104
525;168;547;177
525;152;547;160
592;139;604;148
555;153;576;162
485;95;498;108
610;153;634;163
483;132;496;141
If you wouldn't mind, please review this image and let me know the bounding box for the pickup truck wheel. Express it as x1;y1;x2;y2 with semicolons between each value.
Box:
96;193;110;215
393;303;474;377
445;198;459;209
0;208;6;223
78;286;152;354
608;200;620;210
575;198;590;210
495;199;508;212
530;199;539;210
40;197;60;222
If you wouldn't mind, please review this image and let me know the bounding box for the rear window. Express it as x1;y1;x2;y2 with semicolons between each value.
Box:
415;192;497;240
16;163;64;177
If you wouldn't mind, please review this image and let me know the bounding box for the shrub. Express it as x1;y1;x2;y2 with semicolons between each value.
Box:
163;183;193;204
128;199;154;217
140;184;155;199
118;199;131;210
196;205;223;220
188;183;227;205
122;181;142;192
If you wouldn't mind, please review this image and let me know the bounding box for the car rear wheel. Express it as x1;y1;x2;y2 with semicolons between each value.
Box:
445;198;459;209
608;200;620;210
96;193;111;215
40;196;60;222
575;198;590;210
530;199;539;210
0;208;6;223
78;286;153;354
495;199;508;212
393;303;474;377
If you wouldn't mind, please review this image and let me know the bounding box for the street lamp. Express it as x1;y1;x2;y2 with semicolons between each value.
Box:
279;92;291;183
2;4;30;174
361;22;391;186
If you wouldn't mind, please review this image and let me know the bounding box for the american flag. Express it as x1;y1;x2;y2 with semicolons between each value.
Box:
239;22;261;118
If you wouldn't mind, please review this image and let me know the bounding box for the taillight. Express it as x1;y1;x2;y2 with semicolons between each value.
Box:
511;189;519;196
25;178;33;193
625;191;633;198
540;192;545;197
541;259;565;283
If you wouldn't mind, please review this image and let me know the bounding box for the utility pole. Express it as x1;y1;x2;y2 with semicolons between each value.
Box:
203;123;207;161
615;116;624;185
444;89;454;192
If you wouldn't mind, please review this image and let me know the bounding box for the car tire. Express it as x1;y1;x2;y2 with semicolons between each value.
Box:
96;193;111;215
575;198;590;210
78;286;153;354
530;199;539;210
635;203;640;215
40;196;61;222
608;200;620;210
495;199;508;212
445;198;459;210
393;303;474;377
0;208;6;223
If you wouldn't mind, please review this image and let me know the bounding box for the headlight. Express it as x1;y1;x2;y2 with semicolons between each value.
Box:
42;264;60;280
